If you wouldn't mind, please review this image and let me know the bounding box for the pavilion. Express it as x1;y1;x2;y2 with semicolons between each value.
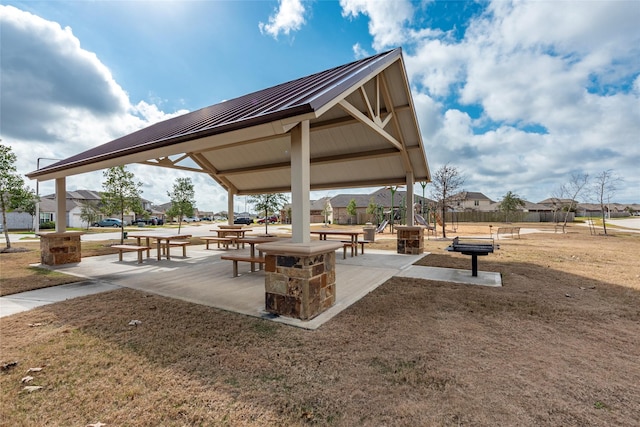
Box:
26;47;431;320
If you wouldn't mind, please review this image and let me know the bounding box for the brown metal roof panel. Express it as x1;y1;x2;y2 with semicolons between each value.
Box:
28;48;405;179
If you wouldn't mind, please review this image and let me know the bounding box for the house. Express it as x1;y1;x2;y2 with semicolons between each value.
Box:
537;198;578;211
449;191;494;211
319;188;433;225
39;190;154;227
310;197;333;224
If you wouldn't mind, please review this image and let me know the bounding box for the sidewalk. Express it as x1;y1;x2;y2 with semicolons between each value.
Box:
0;280;121;317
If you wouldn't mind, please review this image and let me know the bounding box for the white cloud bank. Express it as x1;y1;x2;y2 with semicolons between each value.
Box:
350;0;640;202
0;5;227;212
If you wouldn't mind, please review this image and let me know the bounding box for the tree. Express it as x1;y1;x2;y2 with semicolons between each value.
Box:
166;177;196;234
590;169;622;236
79;201;101;230
366;197;380;224
555;172;589;233
1;144;38;249
322;200;332;227
101;166;143;243
249;193;288;235
430;163;465;238
498;191;525;223
346;199;357;224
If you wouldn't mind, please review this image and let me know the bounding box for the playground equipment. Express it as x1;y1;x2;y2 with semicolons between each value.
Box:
376;219;389;233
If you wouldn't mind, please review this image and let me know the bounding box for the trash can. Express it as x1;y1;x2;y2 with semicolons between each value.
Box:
363;223;375;242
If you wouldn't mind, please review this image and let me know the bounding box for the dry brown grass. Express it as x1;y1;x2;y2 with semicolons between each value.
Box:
1;224;639;426
0;239;124;296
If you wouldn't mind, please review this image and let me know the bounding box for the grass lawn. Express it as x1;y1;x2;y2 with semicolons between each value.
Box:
1;223;639;426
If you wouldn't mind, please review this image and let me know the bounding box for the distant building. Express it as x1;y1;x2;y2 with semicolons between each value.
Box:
39;190;154;227
449;191;494;211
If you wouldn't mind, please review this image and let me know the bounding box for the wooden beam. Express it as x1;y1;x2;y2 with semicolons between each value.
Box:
219;148;399;176
337;99;403;151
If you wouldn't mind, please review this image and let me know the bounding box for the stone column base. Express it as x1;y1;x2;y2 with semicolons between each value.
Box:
396;226;424;255
259;240;343;320
37;232;84;265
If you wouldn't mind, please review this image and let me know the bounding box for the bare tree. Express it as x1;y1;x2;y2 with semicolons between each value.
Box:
554;172;589;233
590;169;621;236
430;164;465;238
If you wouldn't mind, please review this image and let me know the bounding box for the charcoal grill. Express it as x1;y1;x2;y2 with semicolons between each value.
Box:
446;237;498;277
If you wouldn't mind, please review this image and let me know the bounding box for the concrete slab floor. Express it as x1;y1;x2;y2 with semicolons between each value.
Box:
396;265;502;287
0;246;424;329
0;247;502;326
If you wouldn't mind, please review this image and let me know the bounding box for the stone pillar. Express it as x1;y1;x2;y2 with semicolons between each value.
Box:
37;232;83;265
396;226;424;255
259;240;342;320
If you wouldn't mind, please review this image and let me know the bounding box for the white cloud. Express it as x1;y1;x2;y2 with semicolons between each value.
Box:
259;0;307;39
0;5;228;212
388;0;640;203
340;0;414;50
352;42;370;59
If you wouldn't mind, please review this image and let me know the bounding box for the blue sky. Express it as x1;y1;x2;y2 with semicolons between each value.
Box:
1;0;639;213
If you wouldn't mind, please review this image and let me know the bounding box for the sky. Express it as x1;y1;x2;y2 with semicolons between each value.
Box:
1;0;639;214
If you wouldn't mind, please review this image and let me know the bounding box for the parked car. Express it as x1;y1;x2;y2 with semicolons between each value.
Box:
256;215;278;224
183;217;200;222
233;216;253;225
93;218;123;227
200;217;211;221
135;217;164;226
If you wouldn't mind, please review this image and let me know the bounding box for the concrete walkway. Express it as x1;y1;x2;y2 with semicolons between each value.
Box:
1;246;502;328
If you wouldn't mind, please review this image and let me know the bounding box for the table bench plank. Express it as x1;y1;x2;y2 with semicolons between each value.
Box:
220;255;266;277
111;245;151;264
201;236;235;250
168;240;190;257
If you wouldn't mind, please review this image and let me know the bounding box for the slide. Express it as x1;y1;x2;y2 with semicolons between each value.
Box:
415;214;435;230
414;214;427;226
375;219;389;233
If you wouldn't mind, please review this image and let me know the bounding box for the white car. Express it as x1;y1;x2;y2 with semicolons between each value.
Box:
183;217;200;222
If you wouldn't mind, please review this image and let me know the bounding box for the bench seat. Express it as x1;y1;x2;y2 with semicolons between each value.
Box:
220;255;266;277
340;241;356;258
201;236;235;250
496;227;521;239
168;240;190;257
111;244;151;264
339;240;373;258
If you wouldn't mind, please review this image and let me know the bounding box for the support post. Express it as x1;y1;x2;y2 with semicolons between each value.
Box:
290;120;310;243
228;188;236;226
406;172;414;226
55;177;66;232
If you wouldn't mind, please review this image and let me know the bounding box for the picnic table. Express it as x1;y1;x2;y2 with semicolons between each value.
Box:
310;229;364;257
210;228;249;248
445;237;498;277
127;232;192;261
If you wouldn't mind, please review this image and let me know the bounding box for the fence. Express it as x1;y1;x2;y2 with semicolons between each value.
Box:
440;211;575;223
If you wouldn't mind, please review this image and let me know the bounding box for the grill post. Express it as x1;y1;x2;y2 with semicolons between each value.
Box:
471;254;478;277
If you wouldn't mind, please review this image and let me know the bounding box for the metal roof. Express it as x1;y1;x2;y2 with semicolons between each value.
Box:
27;48;430;195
